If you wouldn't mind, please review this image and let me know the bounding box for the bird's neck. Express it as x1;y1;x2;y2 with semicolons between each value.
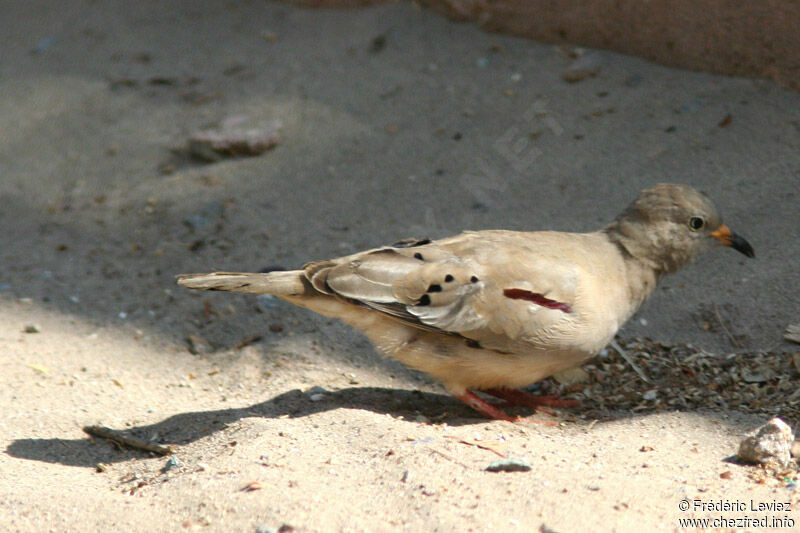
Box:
620;252;661;322
600;223;667;320
602;219;685;276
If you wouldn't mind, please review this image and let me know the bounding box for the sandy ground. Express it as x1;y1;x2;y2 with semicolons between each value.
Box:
1;1;799;531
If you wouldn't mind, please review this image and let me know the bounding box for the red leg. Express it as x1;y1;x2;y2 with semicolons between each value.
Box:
483;387;580;409
454;390;518;422
453;390;556;425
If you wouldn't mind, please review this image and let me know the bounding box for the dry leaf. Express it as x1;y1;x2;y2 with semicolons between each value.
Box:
785;324;800;344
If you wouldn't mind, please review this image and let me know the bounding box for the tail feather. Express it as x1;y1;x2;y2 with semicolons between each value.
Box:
176;271;307;296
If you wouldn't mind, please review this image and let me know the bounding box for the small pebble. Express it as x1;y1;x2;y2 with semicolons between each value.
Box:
162;456;180;473
642;390;658;401
741;366;773;383
738;417;794;467
182;201;226;231
540;525;563;533
188;116;281;162
485;458;532;473
562;52;603;83
187;334;213;355
305;386;329;401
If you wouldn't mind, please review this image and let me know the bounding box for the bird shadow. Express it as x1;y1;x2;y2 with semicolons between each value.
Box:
5;387;508;468
5;384;758;469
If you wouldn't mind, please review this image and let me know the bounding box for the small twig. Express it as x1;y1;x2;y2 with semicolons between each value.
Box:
232;334;262;350
714;303;741;348
83;425;173;456
427;447;470;469
610;339;651;384
444;436;507;458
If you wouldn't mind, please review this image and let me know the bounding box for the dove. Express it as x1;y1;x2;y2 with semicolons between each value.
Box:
178;184;754;421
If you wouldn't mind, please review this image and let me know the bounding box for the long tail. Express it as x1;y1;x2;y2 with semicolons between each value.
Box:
176;271;307;296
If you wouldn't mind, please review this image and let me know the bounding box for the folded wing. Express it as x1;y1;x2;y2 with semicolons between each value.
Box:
302;232;579;348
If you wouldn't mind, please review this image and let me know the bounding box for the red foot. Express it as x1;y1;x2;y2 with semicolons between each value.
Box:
455;390;518;422
483;387;580;409
454;390;556;425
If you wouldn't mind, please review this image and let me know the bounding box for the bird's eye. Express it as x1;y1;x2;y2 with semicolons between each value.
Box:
688;216;705;231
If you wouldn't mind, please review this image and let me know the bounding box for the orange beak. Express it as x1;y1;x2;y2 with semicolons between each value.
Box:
711;224;755;258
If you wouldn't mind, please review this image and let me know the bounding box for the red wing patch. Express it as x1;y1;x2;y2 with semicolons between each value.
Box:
503;288;572;313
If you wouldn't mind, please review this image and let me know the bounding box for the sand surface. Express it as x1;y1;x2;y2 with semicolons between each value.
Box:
1;1;799;531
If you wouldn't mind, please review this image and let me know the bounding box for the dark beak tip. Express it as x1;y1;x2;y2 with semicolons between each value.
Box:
731;233;755;258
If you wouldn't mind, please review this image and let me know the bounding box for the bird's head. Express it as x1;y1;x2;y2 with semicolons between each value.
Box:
605;183;754;274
